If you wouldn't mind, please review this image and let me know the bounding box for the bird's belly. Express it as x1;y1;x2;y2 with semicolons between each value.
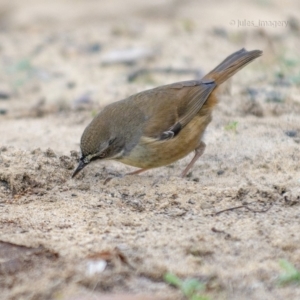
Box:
118;114;211;169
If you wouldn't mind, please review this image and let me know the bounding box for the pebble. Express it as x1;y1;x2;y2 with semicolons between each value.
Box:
285;130;297;137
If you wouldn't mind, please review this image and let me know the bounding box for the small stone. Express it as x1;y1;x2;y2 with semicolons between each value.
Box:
0;91;10;100
85;43;101;53
212;27;228;38
285;130;297;137
67;81;76;89
217;170;225;175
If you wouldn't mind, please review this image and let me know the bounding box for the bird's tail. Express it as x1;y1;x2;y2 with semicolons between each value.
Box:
203;48;262;85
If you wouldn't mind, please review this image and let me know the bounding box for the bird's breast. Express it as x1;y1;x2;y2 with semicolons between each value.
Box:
117;113;212;169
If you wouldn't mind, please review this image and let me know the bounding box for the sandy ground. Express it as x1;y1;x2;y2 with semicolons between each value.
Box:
0;0;300;299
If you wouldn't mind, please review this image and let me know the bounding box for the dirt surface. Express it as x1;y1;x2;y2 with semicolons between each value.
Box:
0;0;300;299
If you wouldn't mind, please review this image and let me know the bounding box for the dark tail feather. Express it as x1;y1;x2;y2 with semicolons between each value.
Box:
203;48;262;85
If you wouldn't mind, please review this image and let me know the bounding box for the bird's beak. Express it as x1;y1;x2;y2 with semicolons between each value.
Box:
72;159;88;178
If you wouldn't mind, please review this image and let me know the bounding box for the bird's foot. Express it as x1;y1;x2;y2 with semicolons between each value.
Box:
103;173;124;185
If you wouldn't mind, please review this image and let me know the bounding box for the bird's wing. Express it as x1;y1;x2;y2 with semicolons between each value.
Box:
142;79;216;140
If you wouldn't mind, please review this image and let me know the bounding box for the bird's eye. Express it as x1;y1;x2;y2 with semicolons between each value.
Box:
109;138;116;145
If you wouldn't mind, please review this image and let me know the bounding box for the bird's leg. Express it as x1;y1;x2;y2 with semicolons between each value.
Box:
104;168;149;184
103;173;123;185
181;141;206;178
126;168;149;176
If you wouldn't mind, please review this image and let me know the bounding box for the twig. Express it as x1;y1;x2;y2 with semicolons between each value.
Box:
214;201;273;216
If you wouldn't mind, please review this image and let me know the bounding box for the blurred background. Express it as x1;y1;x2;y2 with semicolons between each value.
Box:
0;0;299;150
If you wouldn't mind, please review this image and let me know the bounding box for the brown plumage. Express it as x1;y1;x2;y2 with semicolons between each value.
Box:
72;48;262;178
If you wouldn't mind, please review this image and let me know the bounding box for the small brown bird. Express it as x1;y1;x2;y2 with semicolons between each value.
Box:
72;48;262;178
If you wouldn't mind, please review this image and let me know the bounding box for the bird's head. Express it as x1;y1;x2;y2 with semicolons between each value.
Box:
72;118;124;178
